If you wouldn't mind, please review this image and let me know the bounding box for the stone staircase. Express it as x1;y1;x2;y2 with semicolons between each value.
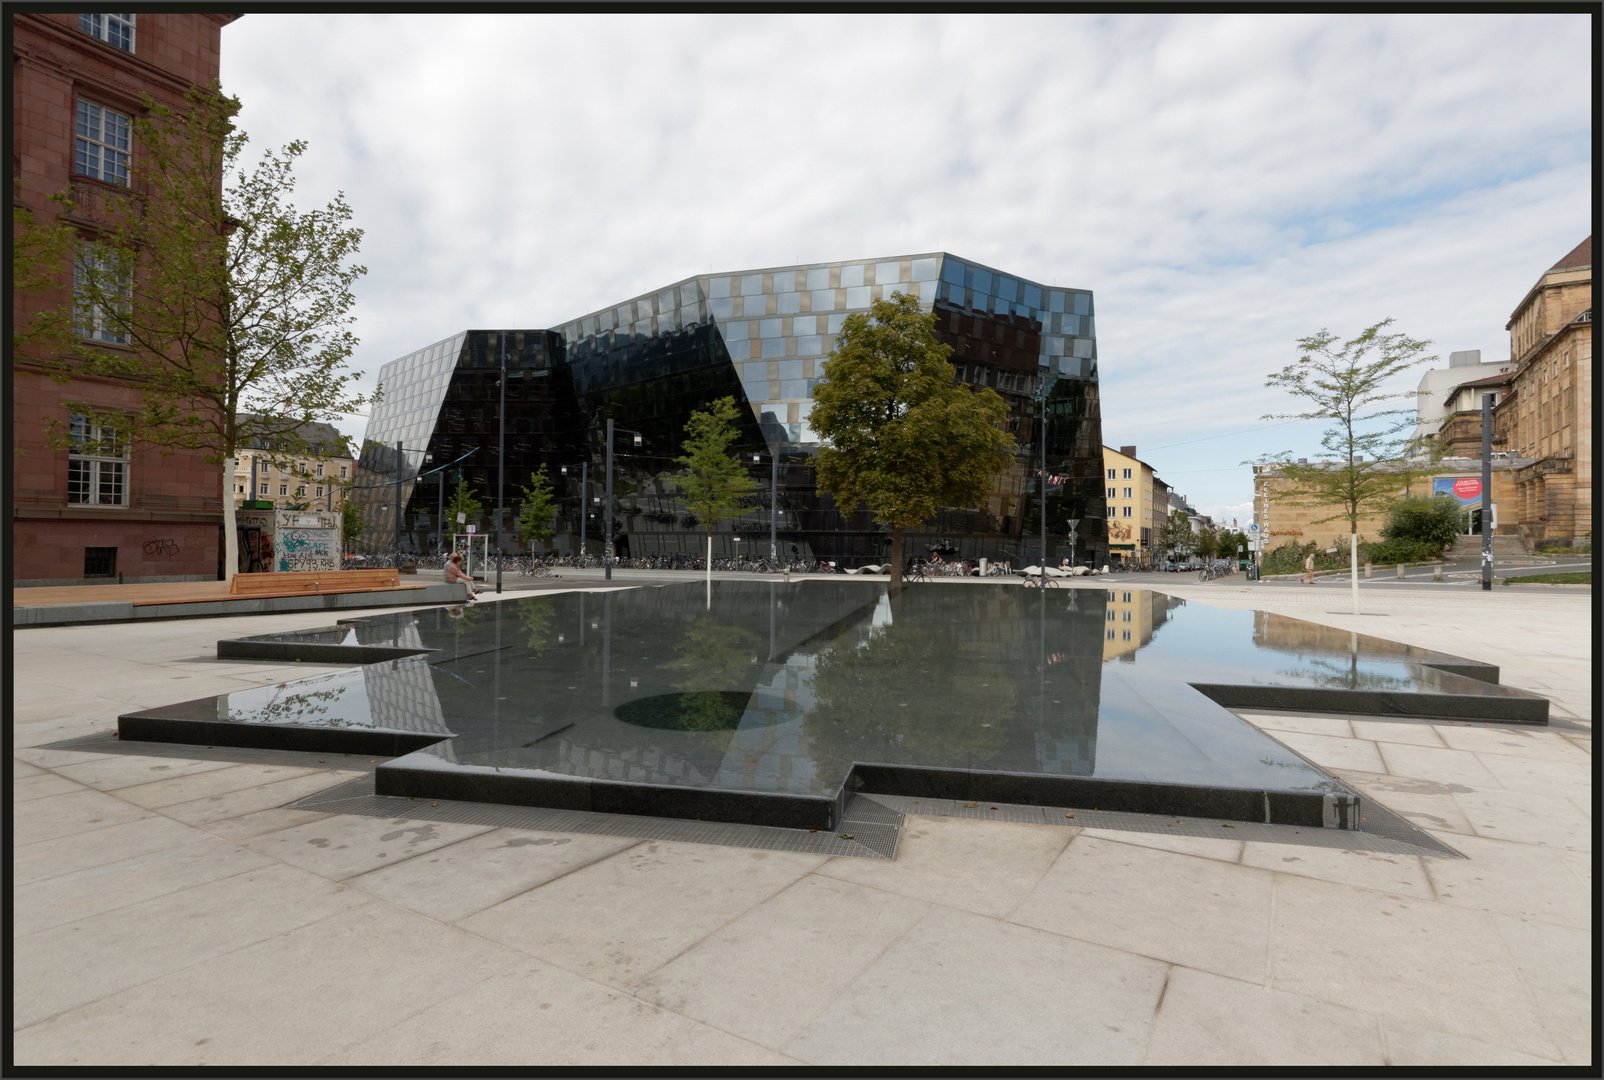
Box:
1445;534;1531;562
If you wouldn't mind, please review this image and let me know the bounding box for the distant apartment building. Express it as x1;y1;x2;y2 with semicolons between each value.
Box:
1101;445;1163;561
1494;237;1591;548
11;12;238;585
233;420;355;513
1410;349;1515;452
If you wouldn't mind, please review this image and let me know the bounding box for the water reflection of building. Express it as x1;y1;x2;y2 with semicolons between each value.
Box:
1101;588;1174;661
350;254;1106;569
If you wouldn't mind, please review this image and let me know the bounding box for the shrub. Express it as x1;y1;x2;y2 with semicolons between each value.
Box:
1382;495;1462;548
1360;537;1441;565
1263;540;1349;575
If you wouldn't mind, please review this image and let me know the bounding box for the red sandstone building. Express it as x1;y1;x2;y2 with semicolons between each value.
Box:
11;12;236;585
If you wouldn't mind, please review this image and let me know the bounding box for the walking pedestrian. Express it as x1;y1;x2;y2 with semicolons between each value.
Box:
1301;550;1316;585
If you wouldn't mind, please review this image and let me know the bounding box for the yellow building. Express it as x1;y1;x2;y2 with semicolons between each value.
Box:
1494;236;1591;548
1101;588;1175;661
1101;445;1165;563
232;421;355;513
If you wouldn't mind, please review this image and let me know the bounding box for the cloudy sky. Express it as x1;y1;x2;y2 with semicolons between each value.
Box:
222;13;1590;525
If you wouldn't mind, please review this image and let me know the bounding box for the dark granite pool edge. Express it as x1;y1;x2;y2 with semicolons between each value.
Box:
1191;683;1548;724
215;640;434;664
116;709;449;758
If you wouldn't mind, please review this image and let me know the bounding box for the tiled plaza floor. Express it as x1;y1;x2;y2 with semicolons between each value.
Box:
9;580;1592;1066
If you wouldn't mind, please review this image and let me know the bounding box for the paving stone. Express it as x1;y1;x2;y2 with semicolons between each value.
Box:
1375;743;1499;788
1076;827;1243;863
1142;966;1385;1065
1267;875;1560;1060
1469;751;1592;801
113;764;327;809
13;813;203;887
1262;731;1386;773
1347;720;1447;747
1241;842;1432;899
157;770;365;826
11;772;87;802
1333;772;1476;836
11;900;518;1067
1488;913;1593;1065
1238;713;1355;738
13;836;274;936
632;873;929;1050
1380;1020;1561;1066
461;842;825;990
12;863;368;1029
201;807;337;842
1450;786;1591;850
12;788;155;847
1422;832;1591;928
817;814;1073;919
785;905;1167;1065
1011;835;1273;983
332;958;794;1066
14;757;47;778
244;813;497;881
1434;725;1592;763
51;754;242;792
347;827;639;922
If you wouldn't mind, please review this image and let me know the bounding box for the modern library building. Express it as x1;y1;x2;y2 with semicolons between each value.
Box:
350;252;1107;569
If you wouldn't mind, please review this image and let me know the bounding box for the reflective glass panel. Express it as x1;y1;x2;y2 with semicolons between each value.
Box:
840;264;865;288
806;267;831;290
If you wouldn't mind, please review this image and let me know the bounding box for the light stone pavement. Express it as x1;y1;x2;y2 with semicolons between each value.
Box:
9;580;1592;1066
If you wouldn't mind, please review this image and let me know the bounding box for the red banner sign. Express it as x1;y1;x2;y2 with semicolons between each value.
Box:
1452;478;1482;500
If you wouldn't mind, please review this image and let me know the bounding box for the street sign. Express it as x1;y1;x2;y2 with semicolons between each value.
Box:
466;524;476;534
456;512;467;524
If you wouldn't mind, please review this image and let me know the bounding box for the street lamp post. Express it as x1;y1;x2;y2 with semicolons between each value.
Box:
1036;377;1049;590
494;337;509;594
603;418;643;582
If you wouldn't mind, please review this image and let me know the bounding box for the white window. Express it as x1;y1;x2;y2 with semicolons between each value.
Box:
74;244;131;343
1106;468;1116;480
1122;468;1132;480
79;12;135;52
316;463;324;477
1121;629;1131;642
1106;629;1115;640
75;101;131;186
1123;486;1133;499
1106;486;1116;498
259;483;268;495
66;414;129;506
1122;610;1132;622
1121;505;1133;518
296;484;307;497
279;483;288;496
315;486;323;498
339;465;348;478
1106;609;1115;622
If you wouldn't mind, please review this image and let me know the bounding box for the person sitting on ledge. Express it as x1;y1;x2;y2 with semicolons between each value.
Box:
444;551;479;600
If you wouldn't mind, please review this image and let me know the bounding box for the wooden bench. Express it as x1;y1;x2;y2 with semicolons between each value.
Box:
229;569;422;598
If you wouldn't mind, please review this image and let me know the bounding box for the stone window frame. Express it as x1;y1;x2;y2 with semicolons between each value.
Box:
74;99;132;187
79;13;136;52
66;413;130;507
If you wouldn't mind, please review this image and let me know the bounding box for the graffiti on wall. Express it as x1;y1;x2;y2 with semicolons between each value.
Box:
142;538;182;557
273;510;339;572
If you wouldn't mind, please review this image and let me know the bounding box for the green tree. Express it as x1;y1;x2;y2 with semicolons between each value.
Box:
514;465;558;549
1159;509;1195;559
11;181;78;363
809;291;1015;586
1196;529;1219;560
60;82;369;582
446;478;484;534
340;498;365;550
1254;318;1442;613
1382;494;1463;549
676;396;759;583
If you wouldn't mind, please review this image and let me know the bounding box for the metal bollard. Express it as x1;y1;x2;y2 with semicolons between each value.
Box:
1396;563;1405;579
1365;562;1373;579
1432;564;1444;582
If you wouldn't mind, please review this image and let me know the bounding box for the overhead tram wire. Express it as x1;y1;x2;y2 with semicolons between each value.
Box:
341;446;480;490
1141;417;1314;453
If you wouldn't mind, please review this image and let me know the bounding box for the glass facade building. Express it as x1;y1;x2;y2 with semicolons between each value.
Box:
351;252;1105;569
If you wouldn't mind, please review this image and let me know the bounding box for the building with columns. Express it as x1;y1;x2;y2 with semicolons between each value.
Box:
1494;237;1592;549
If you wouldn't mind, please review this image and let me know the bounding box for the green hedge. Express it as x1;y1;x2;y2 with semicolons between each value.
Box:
1263;537;1444;575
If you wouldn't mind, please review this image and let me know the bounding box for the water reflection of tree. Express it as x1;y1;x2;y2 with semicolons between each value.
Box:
808;620;1014;764
237;673;351;727
518;597;557;656
1277;654;1413;691
660;614;761;731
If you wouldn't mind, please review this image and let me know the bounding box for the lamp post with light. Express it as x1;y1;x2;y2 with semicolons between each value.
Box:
752;450;779;566
603;419;643;581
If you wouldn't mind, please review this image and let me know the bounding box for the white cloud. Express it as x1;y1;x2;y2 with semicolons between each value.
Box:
221;13;1591;512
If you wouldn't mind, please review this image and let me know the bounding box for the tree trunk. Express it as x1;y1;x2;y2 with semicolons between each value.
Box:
889;525;904;586
222;457;238;584
1349;531;1360;615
